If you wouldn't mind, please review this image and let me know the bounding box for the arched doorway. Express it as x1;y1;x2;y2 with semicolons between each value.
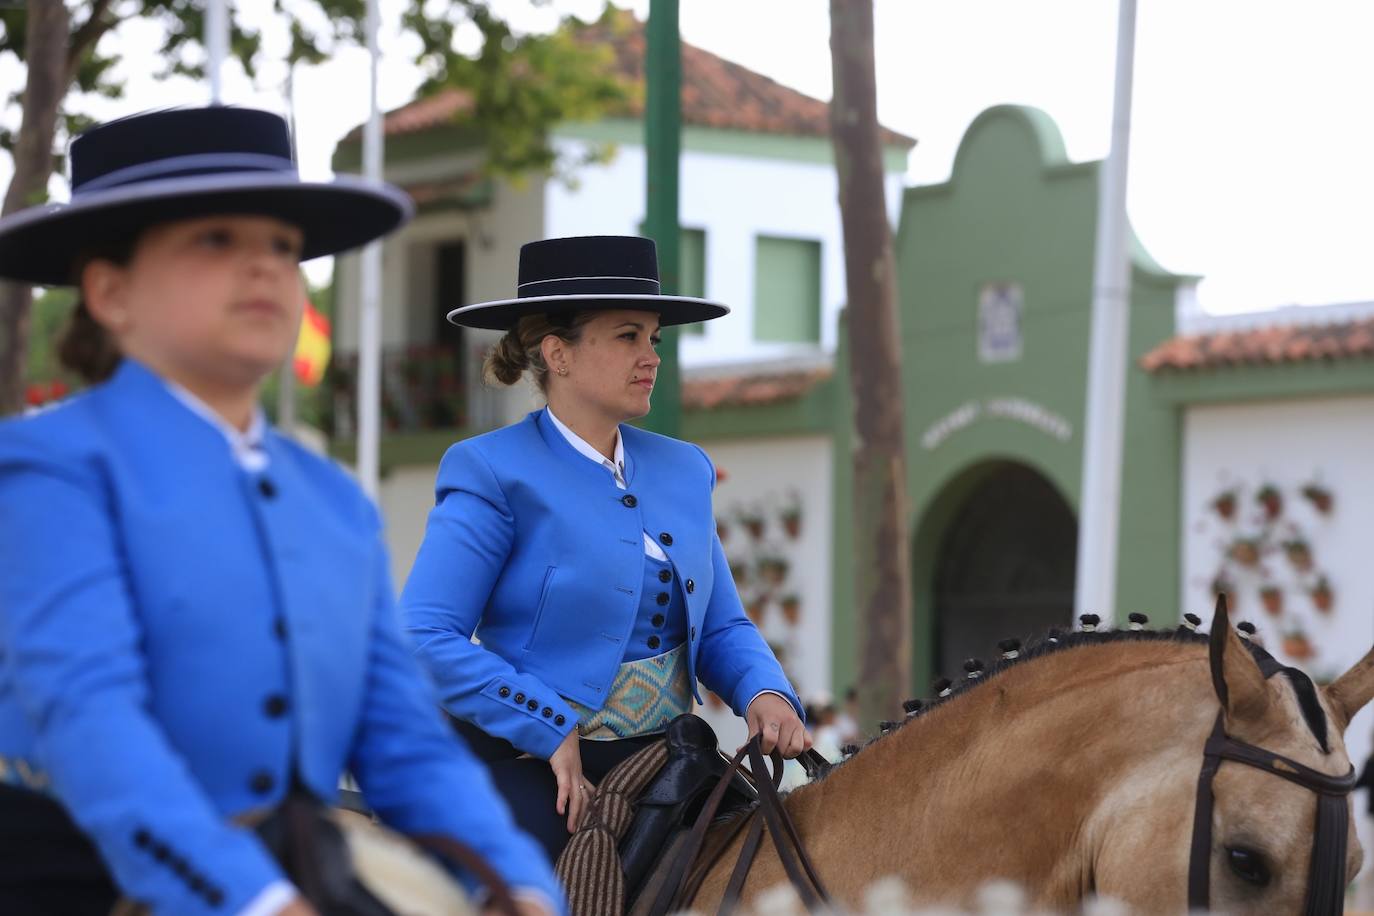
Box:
931;462;1077;675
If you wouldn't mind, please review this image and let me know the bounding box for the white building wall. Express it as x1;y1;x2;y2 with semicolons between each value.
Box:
544;137;905;369
1181;394;1374;877
687;435;834;754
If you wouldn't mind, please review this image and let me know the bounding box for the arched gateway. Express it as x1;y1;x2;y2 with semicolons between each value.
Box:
930;462;1076;673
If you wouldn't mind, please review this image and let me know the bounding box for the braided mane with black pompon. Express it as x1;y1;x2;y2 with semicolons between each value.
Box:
816;615;1331;781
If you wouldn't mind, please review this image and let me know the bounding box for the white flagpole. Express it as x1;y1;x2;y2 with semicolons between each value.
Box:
279;62;299;435
1074;0;1138;625
357;0;384;496
206;0;228;104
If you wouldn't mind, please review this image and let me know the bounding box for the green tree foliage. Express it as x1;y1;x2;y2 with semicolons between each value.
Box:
0;0;630;415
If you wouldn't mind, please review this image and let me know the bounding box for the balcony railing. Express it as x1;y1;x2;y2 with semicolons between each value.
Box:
327;343;466;439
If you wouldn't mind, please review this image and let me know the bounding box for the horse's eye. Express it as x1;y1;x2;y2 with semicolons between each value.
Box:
1226;847;1271;887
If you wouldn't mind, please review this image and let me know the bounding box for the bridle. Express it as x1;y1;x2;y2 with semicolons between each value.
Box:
1187;655;1358;914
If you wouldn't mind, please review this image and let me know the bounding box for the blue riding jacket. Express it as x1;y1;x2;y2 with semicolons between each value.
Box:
0;360;560;915
400;409;802;760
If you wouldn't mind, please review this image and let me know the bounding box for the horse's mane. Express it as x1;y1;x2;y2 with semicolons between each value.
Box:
818;613;1330;781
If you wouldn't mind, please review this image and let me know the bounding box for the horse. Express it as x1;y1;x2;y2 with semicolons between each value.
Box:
684;605;1374;914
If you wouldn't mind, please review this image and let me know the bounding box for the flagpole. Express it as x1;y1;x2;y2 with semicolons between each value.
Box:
1073;0;1138;625
279;61;299;435
206;0;228;104
357;0;384;496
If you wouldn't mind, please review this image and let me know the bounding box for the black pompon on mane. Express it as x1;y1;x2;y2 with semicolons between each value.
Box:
829;621;1333;776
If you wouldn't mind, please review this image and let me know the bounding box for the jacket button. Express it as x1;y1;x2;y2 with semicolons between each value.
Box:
514;692;526;704
656;592;670;606
652;613;665;627
658;569;672;583
151;841;170;862
263;694;288;718
686;579;695;594
257;477;277;499
647;635;661;650
273;617;287;640
621;494;638;508
249;771;275;795
133;828;151;848
542;707;553;718
206;887;225;906
171;856;192;878
555;715;566;726
189;875;208;895
498;686;511;698
659;532;673;546
527;699;538;711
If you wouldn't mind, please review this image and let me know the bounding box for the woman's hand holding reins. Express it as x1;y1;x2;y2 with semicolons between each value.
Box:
275;897;320;916
745;693;812;759
549;729;595;833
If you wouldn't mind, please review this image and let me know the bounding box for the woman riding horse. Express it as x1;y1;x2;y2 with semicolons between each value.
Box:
401;235;811;862
0;107;559;916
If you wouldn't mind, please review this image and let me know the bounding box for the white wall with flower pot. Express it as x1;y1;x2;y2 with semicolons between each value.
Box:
687;434;835;752
1181;393;1374;880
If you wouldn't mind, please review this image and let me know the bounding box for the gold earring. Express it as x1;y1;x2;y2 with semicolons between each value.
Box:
557;367;569;376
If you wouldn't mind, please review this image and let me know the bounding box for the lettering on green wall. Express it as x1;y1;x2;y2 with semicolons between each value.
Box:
920;397;1073;451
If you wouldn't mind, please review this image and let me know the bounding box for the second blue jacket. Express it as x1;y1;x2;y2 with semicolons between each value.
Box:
401;410;802;759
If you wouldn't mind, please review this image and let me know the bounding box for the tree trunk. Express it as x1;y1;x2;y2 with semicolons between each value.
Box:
0;1;71;415
828;0;912;728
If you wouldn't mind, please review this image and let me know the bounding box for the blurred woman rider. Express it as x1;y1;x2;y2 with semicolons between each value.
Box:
0;107;561;916
402;235;809;861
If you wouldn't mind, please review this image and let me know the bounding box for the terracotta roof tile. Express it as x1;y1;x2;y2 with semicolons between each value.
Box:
682;366;832;410
1140;317;1374;373
348;12;915;147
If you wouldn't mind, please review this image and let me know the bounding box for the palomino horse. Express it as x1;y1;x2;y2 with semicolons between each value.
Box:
687;606;1374;914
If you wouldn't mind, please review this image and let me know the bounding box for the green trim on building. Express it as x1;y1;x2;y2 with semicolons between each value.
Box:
554;118;911;171
332;124;487;173
1148;358;1374;406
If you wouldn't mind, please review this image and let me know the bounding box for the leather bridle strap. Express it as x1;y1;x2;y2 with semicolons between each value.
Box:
649;736;831;916
1187;712;1357;914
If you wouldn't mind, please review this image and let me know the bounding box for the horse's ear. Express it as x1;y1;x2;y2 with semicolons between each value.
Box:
1209;594;1269;722
1322;646;1374;733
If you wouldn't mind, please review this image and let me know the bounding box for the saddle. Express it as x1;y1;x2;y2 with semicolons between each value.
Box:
557;715;831;916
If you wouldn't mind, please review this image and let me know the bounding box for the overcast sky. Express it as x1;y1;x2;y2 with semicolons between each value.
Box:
3;0;1372;316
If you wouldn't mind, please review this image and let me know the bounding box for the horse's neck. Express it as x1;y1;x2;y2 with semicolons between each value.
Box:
777;644;1215;904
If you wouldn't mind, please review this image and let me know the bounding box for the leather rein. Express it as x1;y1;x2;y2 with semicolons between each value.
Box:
1187;655;1358;915
648;736;833;916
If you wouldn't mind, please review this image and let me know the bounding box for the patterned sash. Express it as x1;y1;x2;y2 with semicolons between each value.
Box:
567;644;690;740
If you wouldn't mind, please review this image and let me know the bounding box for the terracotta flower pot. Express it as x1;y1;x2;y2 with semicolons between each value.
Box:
1256;486;1283;521
716;519;730;543
1301;485;1333;515
743;518;765;540
1283;541;1313;573
746;596;767;624
1311;580;1334;614
1260;587;1282;617
1282;633;1314;661
1228;539;1261;568
780;596;801;626
1212;492;1237;521
782;513;802;539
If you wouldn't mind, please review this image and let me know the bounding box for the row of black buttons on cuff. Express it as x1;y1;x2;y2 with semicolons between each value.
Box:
496;686;566;727
133;827;225;907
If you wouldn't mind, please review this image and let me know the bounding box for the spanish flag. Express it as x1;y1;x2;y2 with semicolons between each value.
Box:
293;300;331;386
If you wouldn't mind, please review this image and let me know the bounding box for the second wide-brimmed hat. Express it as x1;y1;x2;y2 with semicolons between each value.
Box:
446;235;729;330
0;106;413;287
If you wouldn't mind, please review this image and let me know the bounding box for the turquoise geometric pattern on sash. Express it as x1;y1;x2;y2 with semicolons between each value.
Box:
567;643;690;740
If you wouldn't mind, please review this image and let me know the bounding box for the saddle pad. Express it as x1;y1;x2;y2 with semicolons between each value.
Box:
567;644;690;740
557;739;669;916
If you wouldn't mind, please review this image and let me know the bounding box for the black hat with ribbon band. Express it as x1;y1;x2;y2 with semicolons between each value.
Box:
446;235;729;330
0;106;413;287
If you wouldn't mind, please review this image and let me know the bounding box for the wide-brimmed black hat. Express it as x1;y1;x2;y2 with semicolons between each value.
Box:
0;106;413;287
446;235;729;330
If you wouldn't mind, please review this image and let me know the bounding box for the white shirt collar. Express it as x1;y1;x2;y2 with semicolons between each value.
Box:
546;407;625;485
163;379;270;473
